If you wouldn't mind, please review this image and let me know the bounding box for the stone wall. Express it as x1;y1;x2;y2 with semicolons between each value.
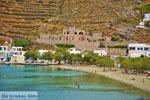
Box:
36;33;101;49
36;27;105;49
108;48;127;56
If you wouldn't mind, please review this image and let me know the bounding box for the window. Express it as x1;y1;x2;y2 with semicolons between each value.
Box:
129;47;135;50
13;48;16;51
75;32;77;35
0;47;2;51
59;37;61;40
4;47;6;50
137;47;143;50
144;48;149;51
70;49;73;51
66;37;68;41
79;32;83;35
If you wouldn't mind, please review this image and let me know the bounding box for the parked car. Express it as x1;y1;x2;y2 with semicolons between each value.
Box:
36;58;44;63
26;57;33;63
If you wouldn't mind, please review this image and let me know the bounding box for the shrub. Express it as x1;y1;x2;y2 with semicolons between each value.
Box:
56;44;75;48
99;42;105;48
111;35;120;41
108;45;127;49
141;4;150;12
16;0;26;2
14;39;32;48
117;18;130;23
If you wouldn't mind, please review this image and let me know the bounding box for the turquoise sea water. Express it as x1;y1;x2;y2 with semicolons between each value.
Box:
0;65;149;100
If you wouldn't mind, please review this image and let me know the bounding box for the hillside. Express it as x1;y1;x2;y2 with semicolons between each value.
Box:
0;0;150;42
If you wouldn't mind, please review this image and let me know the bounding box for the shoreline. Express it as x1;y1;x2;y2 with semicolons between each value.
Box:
0;63;150;93
0;63;57;66
52;64;150;93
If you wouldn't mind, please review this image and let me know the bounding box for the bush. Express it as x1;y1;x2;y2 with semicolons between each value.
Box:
111;35;120;41
145;21;150;28
108;45;127;49
56;44;75;48
117;18;130;23
16;0;26;2
141;4;150;12
14;39;32;48
99;42;105;48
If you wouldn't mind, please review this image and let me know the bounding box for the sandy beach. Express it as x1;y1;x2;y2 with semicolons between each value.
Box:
53;64;150;93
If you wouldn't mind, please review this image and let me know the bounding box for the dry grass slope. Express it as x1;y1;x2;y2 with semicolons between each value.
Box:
0;0;149;42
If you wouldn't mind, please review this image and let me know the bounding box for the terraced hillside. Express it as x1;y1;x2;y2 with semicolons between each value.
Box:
0;0;150;42
0;0;65;38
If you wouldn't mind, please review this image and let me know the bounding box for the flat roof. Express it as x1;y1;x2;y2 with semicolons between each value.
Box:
0;46;8;47
11;47;23;48
129;43;150;47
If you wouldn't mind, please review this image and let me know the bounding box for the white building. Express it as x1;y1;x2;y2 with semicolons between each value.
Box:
93;49;107;56
143;13;150;22
137;12;150;29
0;46;9;62
10;47;26;63
128;43;150;58
38;50;48;55
68;48;82;54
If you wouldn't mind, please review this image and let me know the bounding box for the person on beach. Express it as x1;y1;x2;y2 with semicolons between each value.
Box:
146;72;150;79
138;96;145;100
75;82;80;89
95;70;97;74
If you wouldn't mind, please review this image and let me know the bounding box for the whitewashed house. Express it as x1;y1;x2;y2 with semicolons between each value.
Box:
93;49;107;56
38;50;48;56
68;48;82;54
10;47;26;63
143;13;150;22
128;43;150;58
137;12;150;29
0;46;9;62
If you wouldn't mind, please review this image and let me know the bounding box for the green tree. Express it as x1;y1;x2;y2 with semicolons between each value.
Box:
83;51;98;64
54;52;62;64
70;54;82;64
62;50;70;63
143;58;150;71
42;52;53;62
119;57;150;74
53;48;70;64
25;51;40;60
96;56;114;71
